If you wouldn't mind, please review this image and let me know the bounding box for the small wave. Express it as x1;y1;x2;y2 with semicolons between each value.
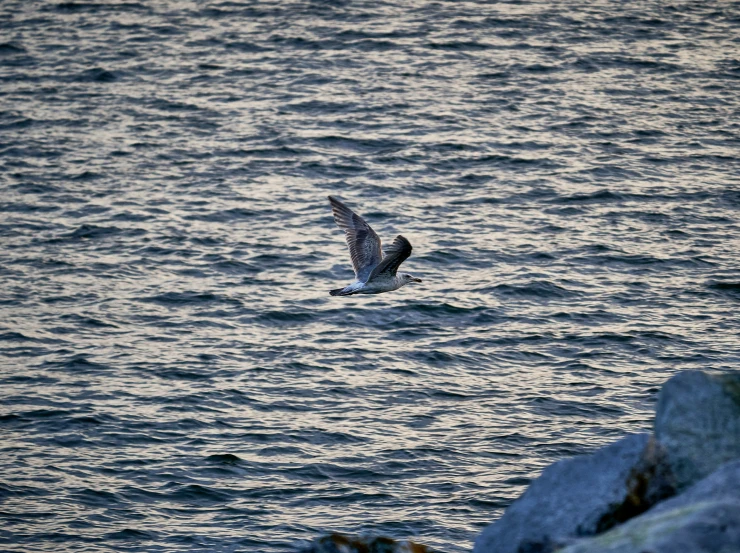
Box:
549;190;624;204
528;396;626;418
75;67;120;83
166;483;233;502
289;463;387;482
255;310;316;324
59;224;123;240
710;281;740;290
485;281;581;299
411;350;470;368
0;117;34;133
59;314;118;328
430;389;473;400
49;2;151;13
106;529;156;540
572;249;666;267
206;453;243;465
47;356;109;372
149;368;217;381
435;154;564;171
312;135;407;153
708;281;740;298
147;98;201;112
73;488;123;507
71;170;103;181
0;482;50;499
476;71;511;80
219;146;307;158
141;291;242;307
427;40;492;50
223;41;270;53
0;43;25;54
0;331;40;342
400;302;490;317
258;445;305;456
347;39;399;51
183;208;259;222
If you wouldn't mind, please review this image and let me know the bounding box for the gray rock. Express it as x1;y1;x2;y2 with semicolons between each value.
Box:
655;370;740;490
473;434;657;553
301;533;437;553
558;460;740;553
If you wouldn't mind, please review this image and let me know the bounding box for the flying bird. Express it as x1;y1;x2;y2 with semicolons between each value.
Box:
328;196;422;296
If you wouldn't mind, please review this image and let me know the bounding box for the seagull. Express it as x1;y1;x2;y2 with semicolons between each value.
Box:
328;196;422;296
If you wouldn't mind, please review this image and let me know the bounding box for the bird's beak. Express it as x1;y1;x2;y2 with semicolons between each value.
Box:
413;277;423;283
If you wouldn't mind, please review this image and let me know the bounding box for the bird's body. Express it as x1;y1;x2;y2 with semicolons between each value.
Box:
328;196;422;296
329;273;407;296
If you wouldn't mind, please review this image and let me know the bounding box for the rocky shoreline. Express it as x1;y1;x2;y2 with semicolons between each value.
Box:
302;370;740;553
475;370;740;553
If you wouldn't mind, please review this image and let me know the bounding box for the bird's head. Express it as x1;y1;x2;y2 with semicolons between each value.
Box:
402;273;423;284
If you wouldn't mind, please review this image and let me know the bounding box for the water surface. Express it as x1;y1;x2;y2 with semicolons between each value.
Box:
2;1;740;552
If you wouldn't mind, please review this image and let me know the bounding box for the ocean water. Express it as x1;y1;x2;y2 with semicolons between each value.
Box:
1;1;740;552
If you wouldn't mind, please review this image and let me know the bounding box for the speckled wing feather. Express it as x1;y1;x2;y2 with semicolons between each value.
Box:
328;196;383;282
368;235;412;280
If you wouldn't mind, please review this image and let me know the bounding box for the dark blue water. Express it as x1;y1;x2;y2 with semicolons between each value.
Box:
2;1;740;551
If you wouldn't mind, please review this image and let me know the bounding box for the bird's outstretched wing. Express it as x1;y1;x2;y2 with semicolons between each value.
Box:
368;235;412;280
328;196;383;282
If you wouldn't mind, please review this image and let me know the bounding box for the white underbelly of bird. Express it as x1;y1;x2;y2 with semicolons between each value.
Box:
327;196;422;297
332;274;408;296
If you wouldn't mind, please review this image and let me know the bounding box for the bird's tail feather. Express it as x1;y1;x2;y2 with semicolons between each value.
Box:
329;288;352;296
